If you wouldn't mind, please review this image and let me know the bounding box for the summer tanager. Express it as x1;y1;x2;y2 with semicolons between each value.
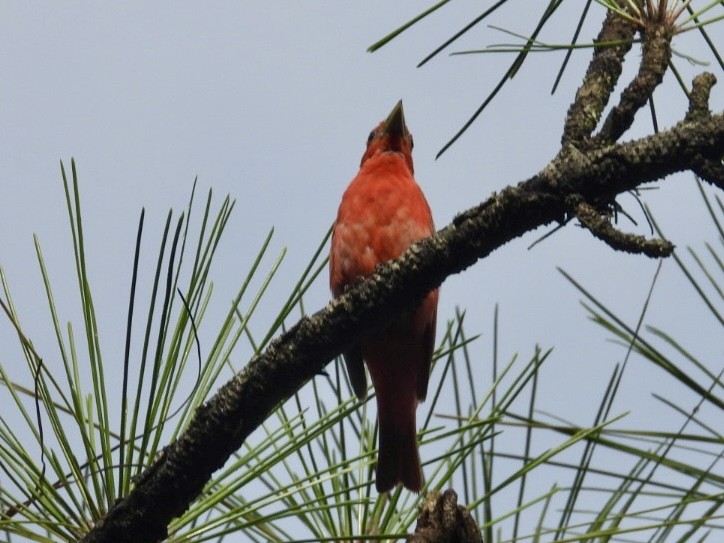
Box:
329;100;438;492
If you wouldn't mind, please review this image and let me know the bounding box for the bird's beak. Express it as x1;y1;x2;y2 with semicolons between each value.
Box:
381;100;409;139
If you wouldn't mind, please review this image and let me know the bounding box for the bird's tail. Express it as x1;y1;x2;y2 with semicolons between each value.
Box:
374;385;422;493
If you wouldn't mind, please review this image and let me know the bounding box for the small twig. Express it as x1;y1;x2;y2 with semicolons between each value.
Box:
685;73;724;190
597;22;673;142
562;9;639;144
686;73;716;122
569;195;674;257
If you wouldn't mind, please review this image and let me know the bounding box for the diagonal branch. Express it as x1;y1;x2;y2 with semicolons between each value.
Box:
80;86;724;542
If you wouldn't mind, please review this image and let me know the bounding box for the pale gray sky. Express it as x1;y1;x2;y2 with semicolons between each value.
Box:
1;2;722;538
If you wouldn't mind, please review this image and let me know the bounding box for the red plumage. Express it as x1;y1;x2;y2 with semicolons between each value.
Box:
329;101;438;492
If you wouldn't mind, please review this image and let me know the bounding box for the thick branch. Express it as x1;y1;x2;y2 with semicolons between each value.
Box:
80;99;724;542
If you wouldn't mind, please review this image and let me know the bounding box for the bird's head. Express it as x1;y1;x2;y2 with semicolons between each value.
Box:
360;100;414;173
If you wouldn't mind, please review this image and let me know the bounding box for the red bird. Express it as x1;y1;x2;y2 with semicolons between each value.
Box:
329;100;438;492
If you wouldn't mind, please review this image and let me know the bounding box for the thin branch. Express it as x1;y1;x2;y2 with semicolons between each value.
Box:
562;8;639;144
569;195;674;257
597;18;673;142
686;72;717;122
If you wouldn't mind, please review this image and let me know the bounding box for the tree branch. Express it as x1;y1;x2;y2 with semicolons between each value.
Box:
80;76;724;540
568;194;674;257
597;20;672;142
75;6;723;542
562;7;639;145
408;489;483;543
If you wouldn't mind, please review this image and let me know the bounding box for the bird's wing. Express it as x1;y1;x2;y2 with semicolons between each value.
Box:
416;291;438;402
344;348;368;400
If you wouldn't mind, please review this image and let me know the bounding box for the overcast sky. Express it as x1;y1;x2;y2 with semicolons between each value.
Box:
1;1;722;537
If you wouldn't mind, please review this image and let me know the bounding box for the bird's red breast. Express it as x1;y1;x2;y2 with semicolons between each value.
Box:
329;101;438;492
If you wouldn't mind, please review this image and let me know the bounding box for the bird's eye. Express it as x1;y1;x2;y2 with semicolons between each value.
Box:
409;135;414;149
367;130;375;144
